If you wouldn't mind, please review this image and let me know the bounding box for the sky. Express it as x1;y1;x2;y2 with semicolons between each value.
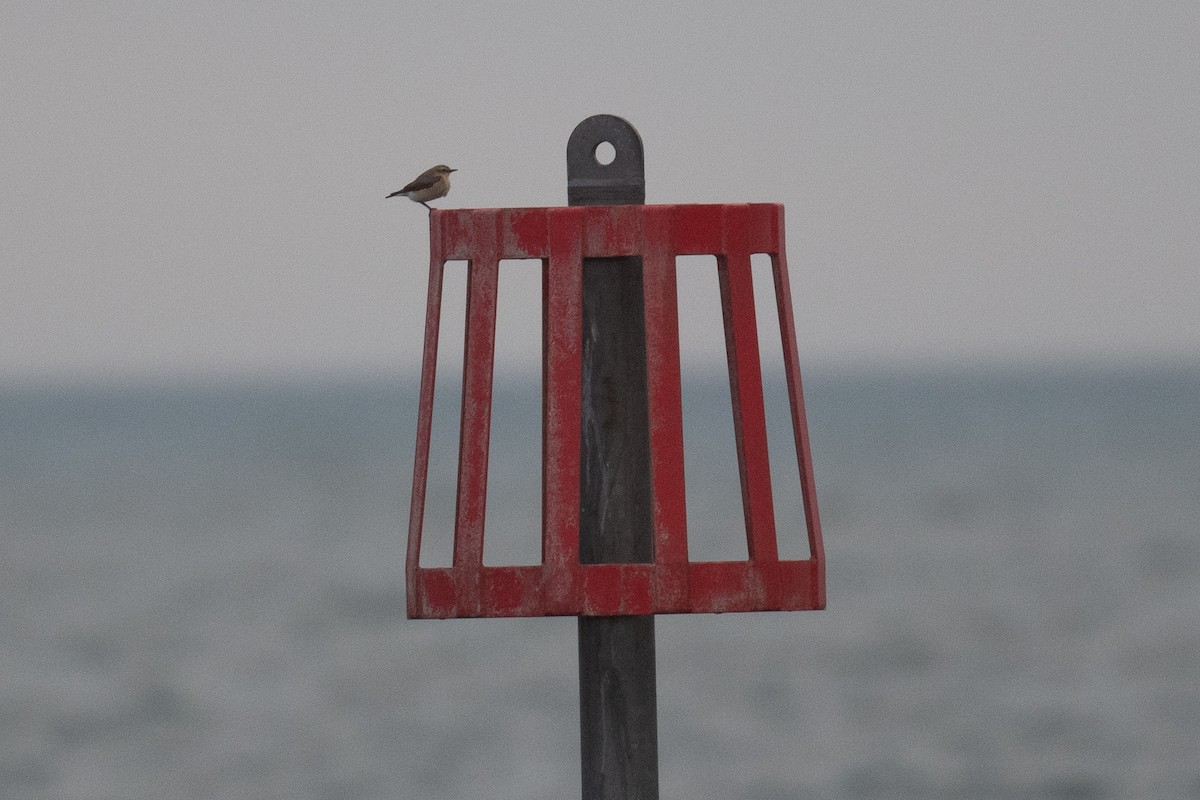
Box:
2;2;1197;385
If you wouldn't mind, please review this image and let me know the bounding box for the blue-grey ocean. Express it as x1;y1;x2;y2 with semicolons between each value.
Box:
2;365;1198;800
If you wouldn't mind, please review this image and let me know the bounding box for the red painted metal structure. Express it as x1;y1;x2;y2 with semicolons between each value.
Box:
406;202;824;618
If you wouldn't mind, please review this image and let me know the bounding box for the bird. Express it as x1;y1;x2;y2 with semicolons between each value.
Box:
387;164;456;210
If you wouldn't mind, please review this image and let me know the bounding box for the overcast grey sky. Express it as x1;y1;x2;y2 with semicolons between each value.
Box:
2;2;1197;384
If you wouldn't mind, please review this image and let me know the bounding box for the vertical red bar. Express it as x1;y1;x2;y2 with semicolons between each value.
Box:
407;211;447;616
718;206;779;564
543;207;584;613
768;207;825;605
641;205;690;610
452;211;500;616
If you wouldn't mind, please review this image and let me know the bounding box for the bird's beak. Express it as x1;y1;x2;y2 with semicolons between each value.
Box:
449;169;458;173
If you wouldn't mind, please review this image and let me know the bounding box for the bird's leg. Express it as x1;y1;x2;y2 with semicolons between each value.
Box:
420;201;433;211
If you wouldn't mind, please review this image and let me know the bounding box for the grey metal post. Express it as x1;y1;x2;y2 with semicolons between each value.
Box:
568;115;660;800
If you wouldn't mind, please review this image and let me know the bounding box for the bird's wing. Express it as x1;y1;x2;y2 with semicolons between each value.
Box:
400;170;441;194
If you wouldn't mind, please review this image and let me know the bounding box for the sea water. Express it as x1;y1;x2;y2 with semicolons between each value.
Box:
1;365;1197;799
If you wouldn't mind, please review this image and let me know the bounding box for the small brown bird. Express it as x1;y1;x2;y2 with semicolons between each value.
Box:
387;164;456;210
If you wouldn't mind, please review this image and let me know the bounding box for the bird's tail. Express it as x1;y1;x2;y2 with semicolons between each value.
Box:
385;190;405;199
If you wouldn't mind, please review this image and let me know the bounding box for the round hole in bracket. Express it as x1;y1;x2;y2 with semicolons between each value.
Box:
593;141;616;166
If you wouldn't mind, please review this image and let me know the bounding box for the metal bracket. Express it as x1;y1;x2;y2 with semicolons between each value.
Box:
567;114;645;206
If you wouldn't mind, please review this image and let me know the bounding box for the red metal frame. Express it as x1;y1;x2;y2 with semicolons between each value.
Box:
406;203;824;618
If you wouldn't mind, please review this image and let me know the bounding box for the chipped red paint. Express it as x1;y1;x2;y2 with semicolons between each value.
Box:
406;203;824;619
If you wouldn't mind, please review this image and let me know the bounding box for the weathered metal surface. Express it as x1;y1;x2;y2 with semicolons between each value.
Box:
577;253;654;567
571;113;659;800
406;202;824;619
567;112;645;206
578;613;658;800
